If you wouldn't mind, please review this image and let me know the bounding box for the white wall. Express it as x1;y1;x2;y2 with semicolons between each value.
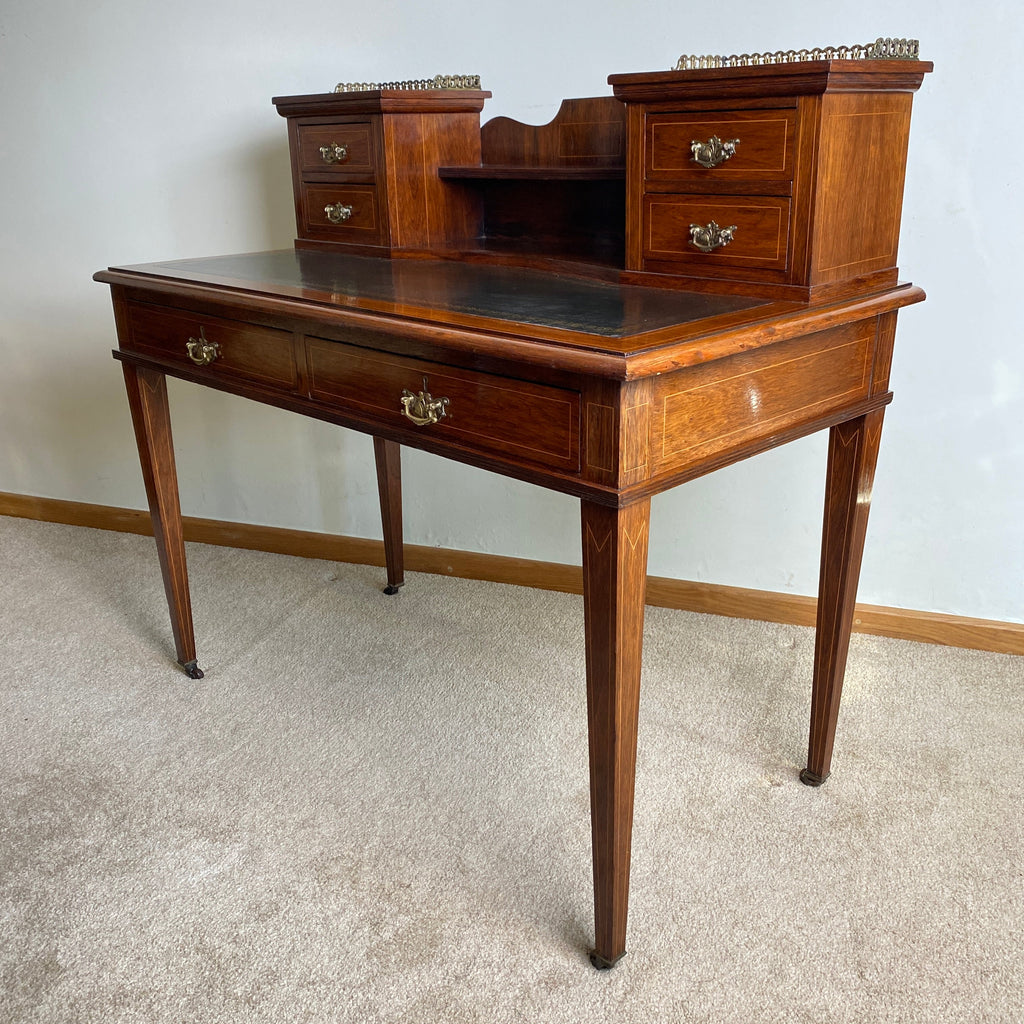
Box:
1;1;1020;623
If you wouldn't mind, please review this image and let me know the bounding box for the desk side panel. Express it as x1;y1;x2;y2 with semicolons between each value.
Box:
647;318;876;478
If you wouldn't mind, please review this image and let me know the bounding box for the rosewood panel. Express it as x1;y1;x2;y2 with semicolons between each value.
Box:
809;92;913;287
480;97;626;168
650;319;875;475
380;111;484;250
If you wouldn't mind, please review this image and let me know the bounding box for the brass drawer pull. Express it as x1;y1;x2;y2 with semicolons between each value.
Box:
324;202;353;224
319;142;349;164
400;383;449;426
691;135;740;168
185;327;220;366
689;221;737;253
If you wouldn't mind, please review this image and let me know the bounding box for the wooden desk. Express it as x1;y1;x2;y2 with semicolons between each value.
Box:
96;248;923;968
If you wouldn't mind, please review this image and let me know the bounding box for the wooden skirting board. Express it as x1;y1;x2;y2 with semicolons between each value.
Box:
3;490;1021;657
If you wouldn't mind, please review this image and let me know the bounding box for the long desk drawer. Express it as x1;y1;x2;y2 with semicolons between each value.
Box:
123;304;299;391
306;337;581;472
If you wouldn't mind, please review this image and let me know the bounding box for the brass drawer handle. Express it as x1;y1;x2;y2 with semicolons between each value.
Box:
691;135;740;168
324;202;353;224
319;142;349;164
185;327;220;366
400;383;449;426
689;221;737;253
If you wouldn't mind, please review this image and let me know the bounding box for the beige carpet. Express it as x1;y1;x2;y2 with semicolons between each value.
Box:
1;514;1021;1023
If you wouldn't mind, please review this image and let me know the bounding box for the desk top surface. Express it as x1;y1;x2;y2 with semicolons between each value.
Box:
103;249;772;346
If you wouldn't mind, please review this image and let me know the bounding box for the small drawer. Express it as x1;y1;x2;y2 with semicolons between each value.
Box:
299;184;387;246
646;108;797;183
296;122;376;176
306;338;580;473
123;304;298;391
643;194;791;272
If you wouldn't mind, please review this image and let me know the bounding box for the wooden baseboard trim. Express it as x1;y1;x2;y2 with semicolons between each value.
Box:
3;490;1022;656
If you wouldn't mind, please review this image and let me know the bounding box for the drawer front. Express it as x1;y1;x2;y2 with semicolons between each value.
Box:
299;184;386;245
643;194;790;271
297;122;376;176
646;108;797;182
124;304;298;391
306;338;580;473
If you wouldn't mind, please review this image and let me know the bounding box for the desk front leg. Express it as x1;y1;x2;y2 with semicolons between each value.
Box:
582;498;650;969
122;363;202;679
803;410;885;785
372;437;404;594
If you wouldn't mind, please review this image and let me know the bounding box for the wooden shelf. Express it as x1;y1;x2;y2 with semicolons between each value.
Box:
438;165;625;181
441;236;624;277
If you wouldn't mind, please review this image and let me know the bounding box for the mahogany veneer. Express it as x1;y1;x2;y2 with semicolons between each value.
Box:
100;56;930;972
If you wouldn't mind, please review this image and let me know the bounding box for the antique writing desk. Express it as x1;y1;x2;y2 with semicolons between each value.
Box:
96;52;930;968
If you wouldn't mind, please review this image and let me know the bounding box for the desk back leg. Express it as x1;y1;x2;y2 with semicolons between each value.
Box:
373;437;405;594
803;410;885;785
581;498;650;968
122;364;203;678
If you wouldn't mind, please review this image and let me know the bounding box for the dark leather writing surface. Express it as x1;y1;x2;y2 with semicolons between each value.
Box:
122;250;766;340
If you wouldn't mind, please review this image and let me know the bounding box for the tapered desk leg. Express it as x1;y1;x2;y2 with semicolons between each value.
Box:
581;498;651;969
801;410;885;786
122;364;203;679
373;437;404;595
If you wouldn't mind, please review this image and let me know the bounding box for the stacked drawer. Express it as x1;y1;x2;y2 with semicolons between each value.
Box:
292;119;388;248
274;90;490;255
611;60;931;299
639;103;799;282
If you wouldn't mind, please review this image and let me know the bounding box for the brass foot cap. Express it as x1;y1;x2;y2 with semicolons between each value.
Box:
589;949;626;970
799;767;830;787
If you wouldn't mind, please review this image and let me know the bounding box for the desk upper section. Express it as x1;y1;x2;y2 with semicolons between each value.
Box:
272;57;930;304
